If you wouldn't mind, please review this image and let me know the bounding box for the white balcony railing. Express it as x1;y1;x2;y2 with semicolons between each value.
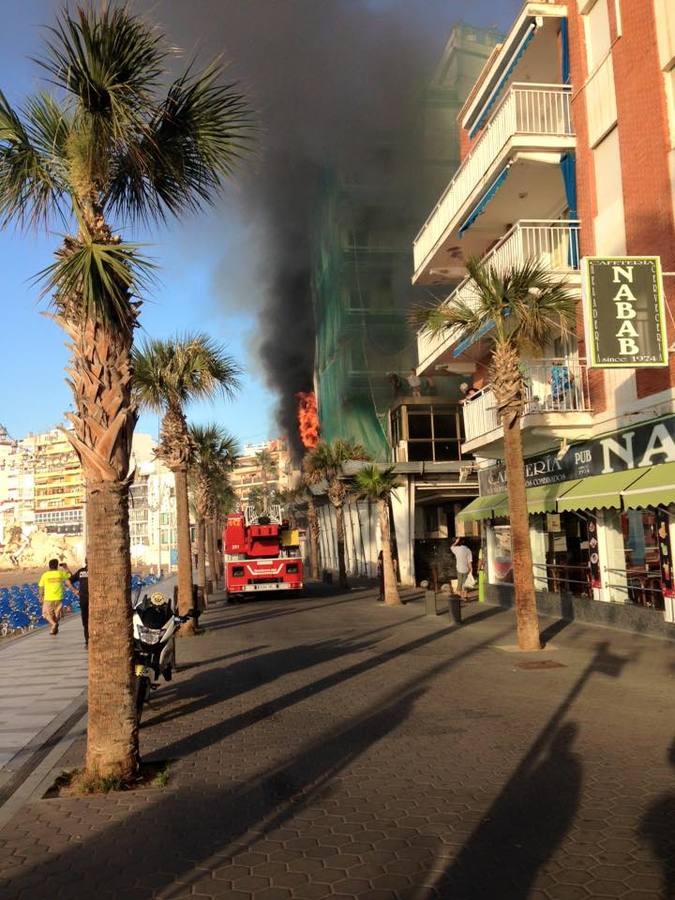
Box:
462;359;591;444
416;220;580;371
413;83;574;275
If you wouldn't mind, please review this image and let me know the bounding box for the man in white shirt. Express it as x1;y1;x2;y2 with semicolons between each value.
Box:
451;537;474;600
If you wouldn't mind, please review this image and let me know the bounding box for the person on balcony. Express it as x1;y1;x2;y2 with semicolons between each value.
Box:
407;369;422;398
549;359;574;408
459;382;478;403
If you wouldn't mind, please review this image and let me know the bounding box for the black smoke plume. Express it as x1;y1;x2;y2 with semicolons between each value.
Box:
144;1;517;455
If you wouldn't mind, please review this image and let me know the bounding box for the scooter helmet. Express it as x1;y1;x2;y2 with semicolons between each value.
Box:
149;592;167;606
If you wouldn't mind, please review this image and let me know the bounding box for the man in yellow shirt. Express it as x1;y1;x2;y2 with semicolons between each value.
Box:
38;558;73;635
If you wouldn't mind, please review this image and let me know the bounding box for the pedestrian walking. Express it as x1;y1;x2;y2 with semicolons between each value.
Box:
38;558;73;635
70;559;89;646
451;538;474;601
376;550;385;602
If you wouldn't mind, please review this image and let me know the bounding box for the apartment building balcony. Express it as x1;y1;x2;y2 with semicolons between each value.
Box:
461;359;593;458
416;219;580;376
412;83;575;285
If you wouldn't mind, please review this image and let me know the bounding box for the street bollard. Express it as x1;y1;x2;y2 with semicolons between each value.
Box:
449;593;462;625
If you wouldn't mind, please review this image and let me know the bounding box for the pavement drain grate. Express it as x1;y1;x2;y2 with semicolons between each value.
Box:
514;659;566;670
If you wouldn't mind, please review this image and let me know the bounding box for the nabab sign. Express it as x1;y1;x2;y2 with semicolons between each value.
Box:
582;256;668;367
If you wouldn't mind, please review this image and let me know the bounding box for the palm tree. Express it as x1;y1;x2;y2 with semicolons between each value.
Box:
133;335;241;633
209;478;237;587
420;259;575;650
354;465;401;606
299;462;322;581
189;423;239;599
255;448;277;510
304;439;371;589
0;6;250;778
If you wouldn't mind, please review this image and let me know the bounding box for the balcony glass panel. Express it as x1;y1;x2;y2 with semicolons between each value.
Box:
408;441;434;462
408;413;433;439
433;413;458;438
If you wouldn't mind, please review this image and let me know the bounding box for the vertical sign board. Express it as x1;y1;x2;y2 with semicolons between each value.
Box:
582;256;668;367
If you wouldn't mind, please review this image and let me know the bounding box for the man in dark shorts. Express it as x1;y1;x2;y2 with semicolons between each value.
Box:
70;559;89;646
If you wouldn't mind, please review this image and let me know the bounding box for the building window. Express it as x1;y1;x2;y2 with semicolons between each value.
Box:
584;0;611;73
404;405;462;462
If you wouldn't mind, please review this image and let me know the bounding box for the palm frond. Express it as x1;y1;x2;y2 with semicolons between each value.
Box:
354;465;400;501
37;238;154;331
38;5;166;137
0;90;68;228
106;61;253;223
133;333;242;412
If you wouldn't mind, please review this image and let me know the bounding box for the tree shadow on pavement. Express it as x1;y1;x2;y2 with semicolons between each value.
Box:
141;634;385;730
421;640;633;900
0;611;513;900
639;738;675;900
205;592;368;633
151;606;508;760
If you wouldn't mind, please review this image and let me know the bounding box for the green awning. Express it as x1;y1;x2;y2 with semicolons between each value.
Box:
621;462;675;510
526;480;583;514
557;469;647;512
456;492;508;522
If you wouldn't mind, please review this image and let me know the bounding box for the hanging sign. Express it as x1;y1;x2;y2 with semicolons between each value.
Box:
582;256;668;368
479;413;675;494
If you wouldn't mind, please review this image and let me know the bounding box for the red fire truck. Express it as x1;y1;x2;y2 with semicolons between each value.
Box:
223;505;304;597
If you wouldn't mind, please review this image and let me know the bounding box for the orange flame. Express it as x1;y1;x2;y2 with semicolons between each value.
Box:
297;392;320;449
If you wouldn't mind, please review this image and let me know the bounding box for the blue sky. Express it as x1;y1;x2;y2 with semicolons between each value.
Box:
0;0;519;448
0;0;275;446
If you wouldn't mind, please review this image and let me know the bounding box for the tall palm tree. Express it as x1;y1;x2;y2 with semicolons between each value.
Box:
354;465;401;606
255;448;277;510
133;335;241;633
209;477;237;586
0;6;250;778
299;461;322;581
420;259;575;650
189;423;239;599
304;439;371;589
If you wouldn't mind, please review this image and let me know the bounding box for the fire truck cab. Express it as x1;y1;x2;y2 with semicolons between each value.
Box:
223;504;304;597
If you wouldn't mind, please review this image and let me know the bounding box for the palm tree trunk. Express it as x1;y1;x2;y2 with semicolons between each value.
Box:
206;518;218;591
307;495;320;580
85;480;138;778
503;412;540;650
196;517;207;601
379;498;401;606
173;466;196;635
335;502;348;590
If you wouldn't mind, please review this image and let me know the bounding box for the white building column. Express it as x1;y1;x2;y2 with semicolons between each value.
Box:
391;478;415;587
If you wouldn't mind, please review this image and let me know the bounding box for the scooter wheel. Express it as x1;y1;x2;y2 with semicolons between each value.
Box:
163;665;172;682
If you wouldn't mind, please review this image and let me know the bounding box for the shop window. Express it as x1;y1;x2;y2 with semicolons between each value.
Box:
543;512;591;598
621;509;665;610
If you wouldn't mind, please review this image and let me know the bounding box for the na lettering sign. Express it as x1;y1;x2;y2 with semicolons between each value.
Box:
582;256;668;368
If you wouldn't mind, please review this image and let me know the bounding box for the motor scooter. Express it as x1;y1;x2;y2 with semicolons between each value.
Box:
132;590;188;718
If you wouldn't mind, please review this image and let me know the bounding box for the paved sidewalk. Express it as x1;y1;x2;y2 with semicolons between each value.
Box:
0;614;87;776
0;586;673;899
0;574;177;787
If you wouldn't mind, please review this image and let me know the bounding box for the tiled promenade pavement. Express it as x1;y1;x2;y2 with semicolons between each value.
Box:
0;584;673;900
0;613;87;774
